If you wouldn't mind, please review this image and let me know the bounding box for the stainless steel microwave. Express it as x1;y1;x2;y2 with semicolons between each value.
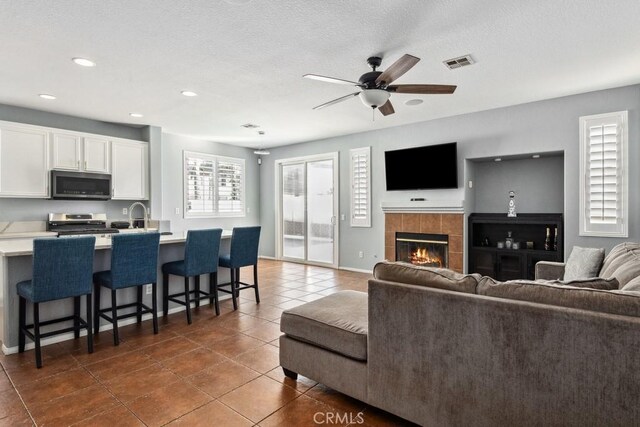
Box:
50;170;112;200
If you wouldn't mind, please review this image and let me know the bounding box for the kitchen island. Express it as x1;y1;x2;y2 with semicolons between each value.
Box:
0;231;233;354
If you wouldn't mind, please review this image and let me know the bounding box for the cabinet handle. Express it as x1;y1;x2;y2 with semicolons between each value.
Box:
77;161;80;169
84;160;87;170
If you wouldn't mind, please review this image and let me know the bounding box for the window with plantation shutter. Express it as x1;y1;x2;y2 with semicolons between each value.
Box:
350;147;371;227
184;151;245;218
579;111;628;237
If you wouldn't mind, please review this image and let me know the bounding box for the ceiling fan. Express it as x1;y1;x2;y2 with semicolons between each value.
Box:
304;54;456;116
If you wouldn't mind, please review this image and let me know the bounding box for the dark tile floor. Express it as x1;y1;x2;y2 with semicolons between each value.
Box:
0;260;416;426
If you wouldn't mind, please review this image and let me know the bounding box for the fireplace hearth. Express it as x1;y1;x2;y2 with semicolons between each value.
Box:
395;232;448;268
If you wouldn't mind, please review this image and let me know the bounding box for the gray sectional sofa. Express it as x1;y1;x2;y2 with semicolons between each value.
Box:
279;242;640;426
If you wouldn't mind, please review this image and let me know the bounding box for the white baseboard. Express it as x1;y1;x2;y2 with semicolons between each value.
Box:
2;296;231;355
258;255;277;260
338;266;373;274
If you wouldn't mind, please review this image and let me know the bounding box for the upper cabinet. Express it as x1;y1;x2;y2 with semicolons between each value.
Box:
51;132;110;173
0;123;50;197
111;139;149;200
0;120;149;199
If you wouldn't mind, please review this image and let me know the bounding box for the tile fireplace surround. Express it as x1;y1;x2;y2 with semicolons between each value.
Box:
385;213;464;273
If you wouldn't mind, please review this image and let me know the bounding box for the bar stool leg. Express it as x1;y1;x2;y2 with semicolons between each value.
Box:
152;282;159;334
94;284;101;335
253;264;260;303
18;296;26;353
236;268;241;301
162;273;169;318
230;268;238;310
195;275;201;308
111;289;120;346
210;272;220;316
184;277;192;324
136;285;143;324
86;293;94;353
74;296;81;338
33;303;42;369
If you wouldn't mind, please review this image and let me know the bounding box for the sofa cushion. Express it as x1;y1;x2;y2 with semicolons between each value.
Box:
477;277;640;317
621;276;640;292
563;246;605;281
372;261;480;294
280;290;368;361
599;242;640;288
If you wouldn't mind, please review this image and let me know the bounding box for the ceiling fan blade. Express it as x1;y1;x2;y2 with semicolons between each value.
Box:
304;74;361;86
378;100;395;116
312;92;360;110
388;84;457;94
375;54;420;86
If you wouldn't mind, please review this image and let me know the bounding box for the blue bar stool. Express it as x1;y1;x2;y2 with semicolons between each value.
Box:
17;236;96;368
218;226;261;310
162;228;223;324
93;233;160;346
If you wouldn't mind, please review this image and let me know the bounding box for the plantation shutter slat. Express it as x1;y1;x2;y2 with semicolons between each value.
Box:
579;111;628;237
350;147;371;227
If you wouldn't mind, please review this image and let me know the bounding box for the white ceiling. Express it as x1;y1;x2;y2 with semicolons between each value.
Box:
1;1;639;148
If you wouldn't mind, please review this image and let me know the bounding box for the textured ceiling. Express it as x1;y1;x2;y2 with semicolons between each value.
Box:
1;1;639;147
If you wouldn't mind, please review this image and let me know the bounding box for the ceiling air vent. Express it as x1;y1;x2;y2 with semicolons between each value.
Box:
443;55;474;70
241;123;260;129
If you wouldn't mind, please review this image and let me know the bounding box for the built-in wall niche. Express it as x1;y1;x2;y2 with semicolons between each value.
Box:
466;152;564;213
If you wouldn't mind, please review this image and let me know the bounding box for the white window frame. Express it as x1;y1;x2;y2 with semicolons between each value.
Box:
183;150;245;218
350;146;371;227
579;111;628;237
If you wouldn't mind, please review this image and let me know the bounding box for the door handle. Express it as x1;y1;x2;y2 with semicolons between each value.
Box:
330;216;336;225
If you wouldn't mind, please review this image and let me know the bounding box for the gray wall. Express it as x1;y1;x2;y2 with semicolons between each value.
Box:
471;156;564;213
0;104;147;223
0;103;144;141
160;133;260;232
259;84;640;271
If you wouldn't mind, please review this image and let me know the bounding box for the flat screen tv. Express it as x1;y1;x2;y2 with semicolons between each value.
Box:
385;142;458;190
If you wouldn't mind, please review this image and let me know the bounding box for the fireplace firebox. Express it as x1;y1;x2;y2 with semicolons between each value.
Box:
395;232;449;268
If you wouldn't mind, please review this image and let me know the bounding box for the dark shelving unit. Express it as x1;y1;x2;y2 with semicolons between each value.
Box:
468;213;563;280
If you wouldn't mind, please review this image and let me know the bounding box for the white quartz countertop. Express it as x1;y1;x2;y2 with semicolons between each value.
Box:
0;230;232;257
0;231;57;240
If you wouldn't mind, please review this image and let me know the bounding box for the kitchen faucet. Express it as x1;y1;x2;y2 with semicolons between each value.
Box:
128;202;148;231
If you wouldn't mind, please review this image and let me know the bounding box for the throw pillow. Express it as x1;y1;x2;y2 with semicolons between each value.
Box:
563;246;606;281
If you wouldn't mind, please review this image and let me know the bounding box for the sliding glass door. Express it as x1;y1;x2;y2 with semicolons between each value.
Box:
277;153;338;267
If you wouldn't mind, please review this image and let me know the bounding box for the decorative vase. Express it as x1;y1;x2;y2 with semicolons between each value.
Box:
507;191;517;217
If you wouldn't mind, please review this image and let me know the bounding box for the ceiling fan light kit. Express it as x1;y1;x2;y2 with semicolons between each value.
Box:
359;89;390;108
304;53;457;116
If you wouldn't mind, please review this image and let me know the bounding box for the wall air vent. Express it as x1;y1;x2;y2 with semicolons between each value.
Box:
241;123;260;129
443;55;475;70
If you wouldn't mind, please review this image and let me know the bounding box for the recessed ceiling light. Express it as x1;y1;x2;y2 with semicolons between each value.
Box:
405;99;423;106
532;154;541;159
494;158;502;162
181;91;198;97
38;94;56;100
129;113;144;118
72;57;96;67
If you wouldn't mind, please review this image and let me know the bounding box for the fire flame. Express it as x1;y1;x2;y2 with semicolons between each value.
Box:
411;248;442;267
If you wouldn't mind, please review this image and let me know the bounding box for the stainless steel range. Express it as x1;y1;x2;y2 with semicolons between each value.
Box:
47;213;120;236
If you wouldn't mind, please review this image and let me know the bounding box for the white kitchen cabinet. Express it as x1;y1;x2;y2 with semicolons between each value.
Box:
0;124;50;197
51;133;110;173
83;137;110;173
111;139;149;200
51;132;81;170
